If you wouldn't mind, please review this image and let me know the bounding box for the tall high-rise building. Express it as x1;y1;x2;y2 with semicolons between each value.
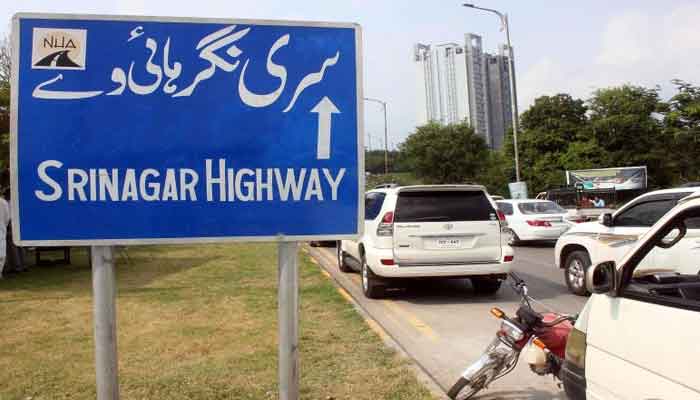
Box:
484;45;513;150
414;34;513;150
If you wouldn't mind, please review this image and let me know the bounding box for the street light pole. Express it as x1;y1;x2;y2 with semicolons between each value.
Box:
463;3;521;182
364;97;389;175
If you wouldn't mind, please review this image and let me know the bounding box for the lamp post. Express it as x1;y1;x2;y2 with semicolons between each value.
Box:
463;3;521;182
364;97;389;175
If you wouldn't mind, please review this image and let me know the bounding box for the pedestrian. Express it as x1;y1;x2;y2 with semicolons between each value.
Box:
580;195;593;208
592;196;606;208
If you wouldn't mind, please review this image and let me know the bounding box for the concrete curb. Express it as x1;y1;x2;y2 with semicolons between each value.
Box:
303;245;450;400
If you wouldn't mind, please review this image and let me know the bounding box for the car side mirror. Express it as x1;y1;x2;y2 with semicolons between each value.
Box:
586;261;616;295
657;223;687;249
598;213;613;227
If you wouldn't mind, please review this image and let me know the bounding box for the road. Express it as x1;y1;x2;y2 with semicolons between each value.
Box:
306;243;588;400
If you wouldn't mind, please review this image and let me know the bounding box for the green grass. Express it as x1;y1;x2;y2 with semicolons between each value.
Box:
0;244;436;400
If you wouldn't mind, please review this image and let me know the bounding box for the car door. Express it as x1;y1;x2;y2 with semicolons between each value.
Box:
585;208;700;399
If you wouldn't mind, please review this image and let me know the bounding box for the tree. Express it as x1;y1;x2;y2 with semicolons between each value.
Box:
664;80;700;184
400;122;490;184
0;36;10;172
503;94;590;194
588;85;671;188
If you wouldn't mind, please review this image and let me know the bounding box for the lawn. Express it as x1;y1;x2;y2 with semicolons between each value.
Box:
0;244;435;400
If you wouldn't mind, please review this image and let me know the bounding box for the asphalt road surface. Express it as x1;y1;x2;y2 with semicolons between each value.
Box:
307;243;588;400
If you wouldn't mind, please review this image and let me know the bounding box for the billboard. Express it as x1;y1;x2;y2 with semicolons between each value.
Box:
566;166;647;191
12;13;363;245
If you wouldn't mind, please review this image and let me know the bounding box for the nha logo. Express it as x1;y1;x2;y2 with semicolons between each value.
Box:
31;28;87;70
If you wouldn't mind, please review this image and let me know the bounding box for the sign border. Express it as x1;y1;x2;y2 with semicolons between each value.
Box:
10;12;365;246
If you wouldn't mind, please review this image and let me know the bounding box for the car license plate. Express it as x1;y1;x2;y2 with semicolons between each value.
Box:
436;238;461;249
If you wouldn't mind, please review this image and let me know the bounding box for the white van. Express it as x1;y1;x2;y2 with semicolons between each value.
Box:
338;185;514;298
562;193;700;399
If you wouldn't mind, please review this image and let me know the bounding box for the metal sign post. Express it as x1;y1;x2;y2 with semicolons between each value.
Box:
91;246;120;400
278;241;299;400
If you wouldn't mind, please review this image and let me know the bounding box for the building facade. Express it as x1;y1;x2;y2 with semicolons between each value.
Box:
414;34;513;150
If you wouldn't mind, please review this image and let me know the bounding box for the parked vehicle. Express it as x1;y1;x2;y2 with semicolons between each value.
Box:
554;187;700;295
448;272;576;399
338;185;514;298
496;199;572;245
562;192;700;400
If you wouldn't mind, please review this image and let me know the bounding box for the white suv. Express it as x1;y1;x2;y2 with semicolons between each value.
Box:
555;187;700;295
338;185;514;298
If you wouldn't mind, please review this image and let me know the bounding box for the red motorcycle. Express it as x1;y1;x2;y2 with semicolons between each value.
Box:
448;272;576;399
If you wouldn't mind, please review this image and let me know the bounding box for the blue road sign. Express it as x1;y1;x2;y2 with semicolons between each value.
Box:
11;14;363;245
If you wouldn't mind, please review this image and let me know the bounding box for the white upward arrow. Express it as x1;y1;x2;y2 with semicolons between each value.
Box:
311;96;341;159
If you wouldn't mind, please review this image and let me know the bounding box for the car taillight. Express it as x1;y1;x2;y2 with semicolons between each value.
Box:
497;210;506;221
382;211;394;223
496;210;508;228
526;220;552;227
380;259;395;265
504;255;514;262
376;211;394;236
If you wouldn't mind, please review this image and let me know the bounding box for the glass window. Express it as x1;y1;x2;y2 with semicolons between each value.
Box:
497;202;514;216
624;208;700;310
365;192;386;220
394;191;494;222
614;200;677;227
517;201;567;215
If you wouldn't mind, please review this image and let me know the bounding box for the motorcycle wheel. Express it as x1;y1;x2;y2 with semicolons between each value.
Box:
447;368;491;400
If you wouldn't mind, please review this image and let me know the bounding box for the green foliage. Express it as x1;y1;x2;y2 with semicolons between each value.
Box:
588;85;670;188
400;122;491;185
364;150;408;174
0;36;9;173
498;85;694;195
663;80;700;184
503;94;592;194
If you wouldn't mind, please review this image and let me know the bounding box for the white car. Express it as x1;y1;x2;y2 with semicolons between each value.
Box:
555;187;700;295
338;185;514;298
496;199;572;245
562;192;700;400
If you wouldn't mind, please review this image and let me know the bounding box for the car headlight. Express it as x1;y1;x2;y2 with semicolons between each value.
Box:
499;319;524;342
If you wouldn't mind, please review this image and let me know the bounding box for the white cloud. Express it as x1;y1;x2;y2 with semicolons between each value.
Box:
519;4;700;110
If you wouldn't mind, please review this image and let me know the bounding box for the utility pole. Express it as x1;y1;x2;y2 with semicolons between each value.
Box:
364;97;389;175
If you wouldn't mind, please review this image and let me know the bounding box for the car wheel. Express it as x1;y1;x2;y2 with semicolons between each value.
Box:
336;242;353;273
506;229;521;246
361;256;384;299
565;250;591;296
471;277;502;295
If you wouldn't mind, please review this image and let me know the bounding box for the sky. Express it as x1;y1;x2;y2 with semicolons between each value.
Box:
2;0;699;149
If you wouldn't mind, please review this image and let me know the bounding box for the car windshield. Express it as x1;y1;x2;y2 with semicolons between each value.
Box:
518;201;566;215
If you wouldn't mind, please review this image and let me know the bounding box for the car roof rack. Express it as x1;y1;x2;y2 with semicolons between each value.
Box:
373;183;400;189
